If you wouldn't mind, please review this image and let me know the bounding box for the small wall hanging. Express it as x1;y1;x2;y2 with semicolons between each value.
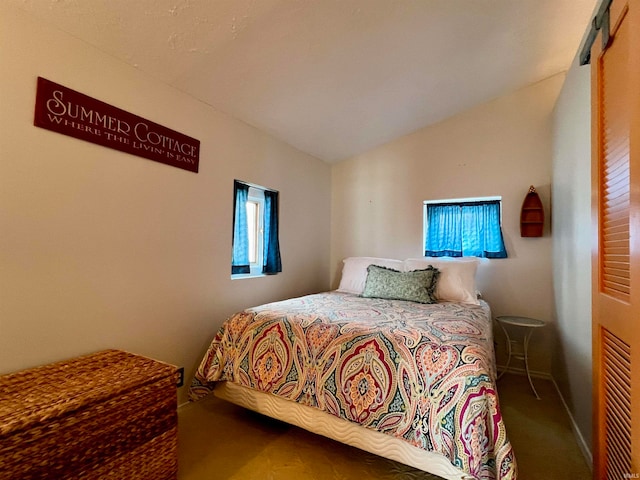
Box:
520;185;544;237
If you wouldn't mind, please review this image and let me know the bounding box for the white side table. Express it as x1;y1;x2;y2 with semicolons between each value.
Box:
495;315;545;399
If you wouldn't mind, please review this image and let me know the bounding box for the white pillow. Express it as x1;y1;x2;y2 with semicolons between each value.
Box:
404;257;480;304
337;257;405;294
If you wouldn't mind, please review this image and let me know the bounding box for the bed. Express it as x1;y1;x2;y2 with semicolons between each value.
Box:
189;257;517;480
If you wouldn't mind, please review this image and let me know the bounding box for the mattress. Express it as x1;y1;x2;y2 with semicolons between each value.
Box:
190;291;516;480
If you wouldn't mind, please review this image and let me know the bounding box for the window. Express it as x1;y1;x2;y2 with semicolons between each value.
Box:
423;197;507;258
232;180;282;277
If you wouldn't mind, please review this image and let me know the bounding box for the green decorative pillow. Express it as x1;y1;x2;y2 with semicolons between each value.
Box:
361;265;439;304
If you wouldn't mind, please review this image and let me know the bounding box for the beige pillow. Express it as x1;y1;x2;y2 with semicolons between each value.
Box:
404;257;479;304
337;257;404;294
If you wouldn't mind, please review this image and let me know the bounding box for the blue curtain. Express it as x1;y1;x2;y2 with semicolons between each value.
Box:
263;190;282;274
425;204;463;257
231;181;250;274
425;200;507;258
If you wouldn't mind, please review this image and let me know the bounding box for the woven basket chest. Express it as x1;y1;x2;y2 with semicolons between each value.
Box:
0;349;178;479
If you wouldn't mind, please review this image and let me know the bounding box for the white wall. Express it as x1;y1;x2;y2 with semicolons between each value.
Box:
0;5;331;403
551;56;593;457
331;74;565;375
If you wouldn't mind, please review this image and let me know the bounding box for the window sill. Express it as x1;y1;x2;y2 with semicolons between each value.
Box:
231;273;267;280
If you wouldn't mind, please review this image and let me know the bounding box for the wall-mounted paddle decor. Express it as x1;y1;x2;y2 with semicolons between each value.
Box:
520;185;544;237
33;77;200;173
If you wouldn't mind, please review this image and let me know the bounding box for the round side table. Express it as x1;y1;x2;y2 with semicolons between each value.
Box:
495;315;545;399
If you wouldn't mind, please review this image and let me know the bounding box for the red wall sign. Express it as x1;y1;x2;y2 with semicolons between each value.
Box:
34;77;200;173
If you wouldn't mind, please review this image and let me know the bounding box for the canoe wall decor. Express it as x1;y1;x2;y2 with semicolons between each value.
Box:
520;185;544;237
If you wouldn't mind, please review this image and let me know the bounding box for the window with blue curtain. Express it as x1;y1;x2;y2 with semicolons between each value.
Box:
424;198;507;258
232;180;282;276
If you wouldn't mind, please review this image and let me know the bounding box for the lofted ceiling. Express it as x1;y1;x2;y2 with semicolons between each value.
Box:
9;0;597;163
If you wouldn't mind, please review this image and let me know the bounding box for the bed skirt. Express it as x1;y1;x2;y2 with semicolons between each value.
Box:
214;381;473;480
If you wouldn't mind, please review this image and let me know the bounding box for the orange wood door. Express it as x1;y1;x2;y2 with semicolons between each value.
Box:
591;1;640;477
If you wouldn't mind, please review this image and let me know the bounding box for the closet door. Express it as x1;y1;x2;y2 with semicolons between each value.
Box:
591;1;640;477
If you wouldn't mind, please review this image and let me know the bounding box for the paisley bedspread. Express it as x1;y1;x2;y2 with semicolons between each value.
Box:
190;291;516;480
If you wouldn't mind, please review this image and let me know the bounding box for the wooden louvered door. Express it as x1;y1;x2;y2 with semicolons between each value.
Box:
591;1;640;478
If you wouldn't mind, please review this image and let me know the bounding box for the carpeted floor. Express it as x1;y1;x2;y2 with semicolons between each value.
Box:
177;373;591;479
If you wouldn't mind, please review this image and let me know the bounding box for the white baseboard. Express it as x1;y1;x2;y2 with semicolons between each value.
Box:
496;365;593;470
550;376;593;471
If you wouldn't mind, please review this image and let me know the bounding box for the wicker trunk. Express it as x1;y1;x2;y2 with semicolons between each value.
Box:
0;349;178;479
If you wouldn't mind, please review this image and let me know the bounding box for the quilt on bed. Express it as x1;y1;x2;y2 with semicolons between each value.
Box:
189;291;516;480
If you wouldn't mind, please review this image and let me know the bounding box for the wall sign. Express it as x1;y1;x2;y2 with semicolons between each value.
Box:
34;77;200;173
